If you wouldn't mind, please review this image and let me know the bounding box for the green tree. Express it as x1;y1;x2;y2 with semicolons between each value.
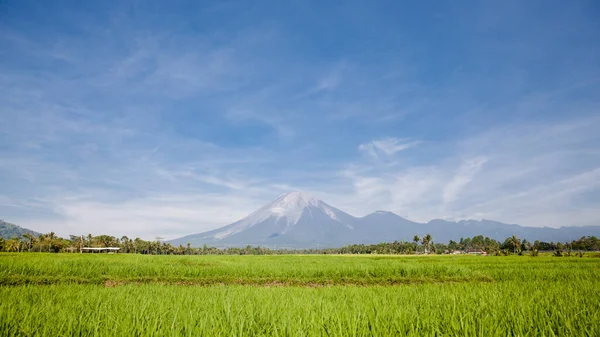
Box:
48;232;56;253
134;238;144;254
95;235;116;247
120;236;130;253
22;233;34;252
422;234;432;254
6;237;20;252
87;234;94;247
69;235;85;253
38;234;46;252
472;235;484;249
523;240;532;251
413;235;420;253
511;235;521;254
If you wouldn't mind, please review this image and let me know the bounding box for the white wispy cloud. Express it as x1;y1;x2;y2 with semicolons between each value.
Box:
311;64;345;93
358;137;420;160
442;157;487;204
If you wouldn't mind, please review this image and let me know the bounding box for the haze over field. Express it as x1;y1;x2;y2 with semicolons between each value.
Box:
1;1;599;239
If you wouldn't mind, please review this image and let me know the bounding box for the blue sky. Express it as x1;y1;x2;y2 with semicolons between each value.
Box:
1;0;599;239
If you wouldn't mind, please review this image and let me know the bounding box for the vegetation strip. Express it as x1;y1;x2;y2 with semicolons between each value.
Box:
2;228;599;256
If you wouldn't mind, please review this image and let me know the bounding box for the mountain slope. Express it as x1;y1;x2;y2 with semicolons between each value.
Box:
0;220;41;239
171;192;357;248
423;219;600;243
352;211;422;244
170;192;600;248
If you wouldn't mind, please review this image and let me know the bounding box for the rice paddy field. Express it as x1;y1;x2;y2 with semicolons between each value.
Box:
1;253;599;336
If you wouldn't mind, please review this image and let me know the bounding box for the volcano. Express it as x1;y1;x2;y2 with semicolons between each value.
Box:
169;192;600;248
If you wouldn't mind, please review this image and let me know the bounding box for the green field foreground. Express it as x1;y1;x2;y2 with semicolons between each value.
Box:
1;254;599;336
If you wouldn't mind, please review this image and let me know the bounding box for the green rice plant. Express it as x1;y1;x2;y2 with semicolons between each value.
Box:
0;253;598;336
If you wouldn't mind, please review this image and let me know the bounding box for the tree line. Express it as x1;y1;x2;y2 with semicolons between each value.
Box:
0;232;599;255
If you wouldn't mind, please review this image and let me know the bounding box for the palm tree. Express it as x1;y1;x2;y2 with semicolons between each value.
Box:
511;235;521;254
48;232;55;253
422;234;432;254
121;236;130;253
32;236;39;252
22;234;34;252
38;234;46;252
134;238;143;254
413;235;420;253
7;238;20;252
87;234;93;247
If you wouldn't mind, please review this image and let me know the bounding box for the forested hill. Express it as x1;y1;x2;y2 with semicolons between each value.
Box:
0;220;40;239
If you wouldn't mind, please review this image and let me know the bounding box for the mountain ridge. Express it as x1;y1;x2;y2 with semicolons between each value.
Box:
170;192;600;248
0;220;41;240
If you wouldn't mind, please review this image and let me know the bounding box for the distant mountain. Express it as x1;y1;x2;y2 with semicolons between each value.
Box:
425;219;600;244
0;220;41;239
172;192;356;248
170;192;600;248
351;211;422;244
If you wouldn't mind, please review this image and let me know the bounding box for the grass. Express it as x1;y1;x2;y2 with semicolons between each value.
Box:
1;253;599;336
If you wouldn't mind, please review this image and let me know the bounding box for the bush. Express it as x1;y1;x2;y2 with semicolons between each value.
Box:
553;250;563;257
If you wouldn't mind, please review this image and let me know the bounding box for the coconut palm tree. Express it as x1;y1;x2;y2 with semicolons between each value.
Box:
134;238;143;254
422;234;432;254
6;238;20;252
22;234;34;252
120;236;130;253
511;235;521;254
32;236;39;252
48;232;55;253
38;234;45;252
413;235;420;253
